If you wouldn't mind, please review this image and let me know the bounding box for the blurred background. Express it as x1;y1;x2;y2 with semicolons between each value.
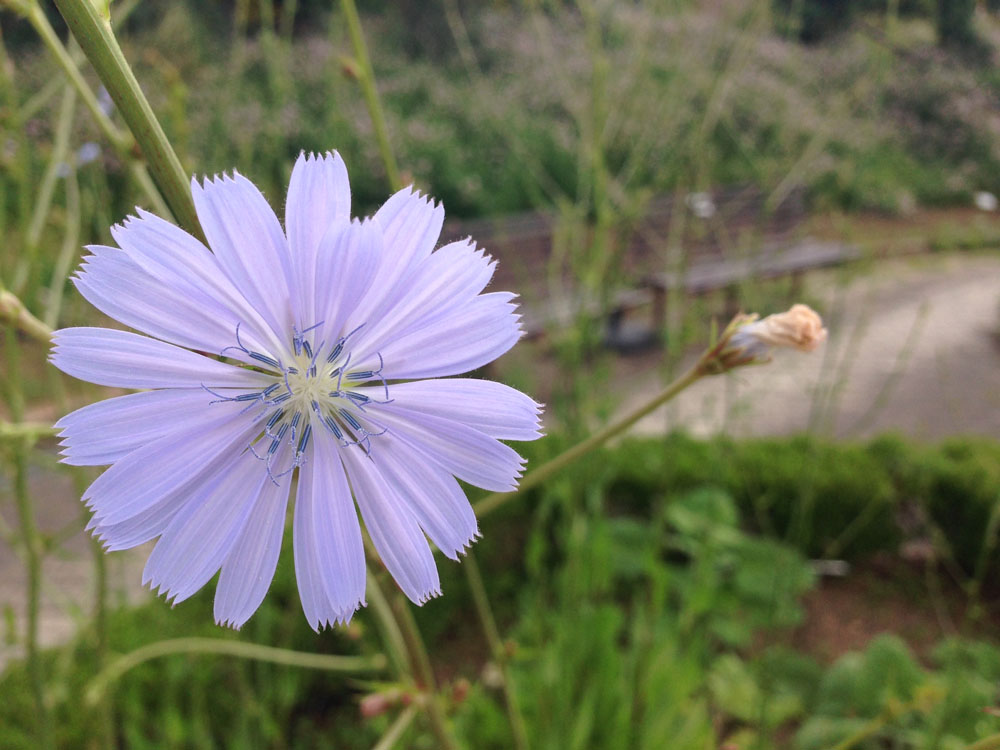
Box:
2;0;1000;747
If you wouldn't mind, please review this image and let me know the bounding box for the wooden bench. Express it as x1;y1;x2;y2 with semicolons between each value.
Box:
440;185;860;346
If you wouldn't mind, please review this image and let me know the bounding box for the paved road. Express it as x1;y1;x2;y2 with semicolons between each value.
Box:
624;252;1000;440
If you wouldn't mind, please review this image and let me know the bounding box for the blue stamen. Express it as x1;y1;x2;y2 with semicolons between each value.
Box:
339;409;362;431
249;352;280;369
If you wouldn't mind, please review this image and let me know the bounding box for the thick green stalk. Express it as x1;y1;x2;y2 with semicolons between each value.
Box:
84;637;387;705
50;0;202;239
339;0;402;192
474;364;704;517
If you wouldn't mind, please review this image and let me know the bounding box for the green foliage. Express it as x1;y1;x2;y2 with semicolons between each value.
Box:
3;434;1000;747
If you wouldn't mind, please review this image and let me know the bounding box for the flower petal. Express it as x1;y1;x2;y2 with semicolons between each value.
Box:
286;151;351;326
350;239;496;360
82;405;257;526
340;446;440;605
314;219;381;343
349;188;444;327
293;427;366;630
214;448;293;629
372;292;523;380
192;173;294;341
374;433;479;560
56;389;235;466
374;404;525;492
361;378;543;441
142;449;274;605
73;246;263;365
50;327;274;390
112;209;281;355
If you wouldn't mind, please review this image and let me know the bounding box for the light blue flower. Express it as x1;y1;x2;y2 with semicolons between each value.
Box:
51;152;542;629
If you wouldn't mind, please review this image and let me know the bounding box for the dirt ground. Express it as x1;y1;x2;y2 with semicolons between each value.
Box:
1;249;999;671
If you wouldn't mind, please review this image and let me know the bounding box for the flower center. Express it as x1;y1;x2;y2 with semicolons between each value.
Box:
209;323;390;484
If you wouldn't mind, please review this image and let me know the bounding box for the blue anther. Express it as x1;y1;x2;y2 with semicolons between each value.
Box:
271;391;292;405
266;409;285;429
234;392;262;402
302;340;314;360
346;391;370;406
347;371;373;381
262;383;280;398
339;408;362;431
249;352;280;369
323;415;344;440
287;366;299;375
297;424;312;453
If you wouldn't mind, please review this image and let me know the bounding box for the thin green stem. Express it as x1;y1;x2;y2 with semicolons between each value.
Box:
365;566;412;679
43;147;82;329
474;363;704;517
50;0;201;238
0;421;58;442
19;0;140;119
366;567;460;750
464;552;529;750
25;1;128;152
371;705;418;750
84;637;387;706
11;81;76;294
338;0;402;191
4;326;52;748
0;288;54;343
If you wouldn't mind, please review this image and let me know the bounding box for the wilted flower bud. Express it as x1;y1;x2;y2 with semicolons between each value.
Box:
733;304;827;354
700;304;827;373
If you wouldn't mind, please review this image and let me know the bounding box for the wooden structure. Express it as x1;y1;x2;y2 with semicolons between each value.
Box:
440;185;860;346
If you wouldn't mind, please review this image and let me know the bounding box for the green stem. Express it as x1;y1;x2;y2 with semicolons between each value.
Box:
43;143;82;329
19;0;140;119
474;363;704;517
463;552;529;750
0;288;54;343
0;421;58;442
372;705;418;750
365;566;412;679
84;637;387;706
338;0;402;191
4;326;52;748
25;2;128;152
366;568;460;750
50;0;201;238
11;81;75;294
